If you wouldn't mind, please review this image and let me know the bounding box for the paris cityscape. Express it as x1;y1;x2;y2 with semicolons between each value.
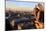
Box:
5;0;44;31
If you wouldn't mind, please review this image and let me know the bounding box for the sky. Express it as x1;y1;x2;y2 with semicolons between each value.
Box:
6;0;40;11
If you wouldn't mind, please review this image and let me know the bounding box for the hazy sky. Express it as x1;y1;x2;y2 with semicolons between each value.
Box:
6;0;39;11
